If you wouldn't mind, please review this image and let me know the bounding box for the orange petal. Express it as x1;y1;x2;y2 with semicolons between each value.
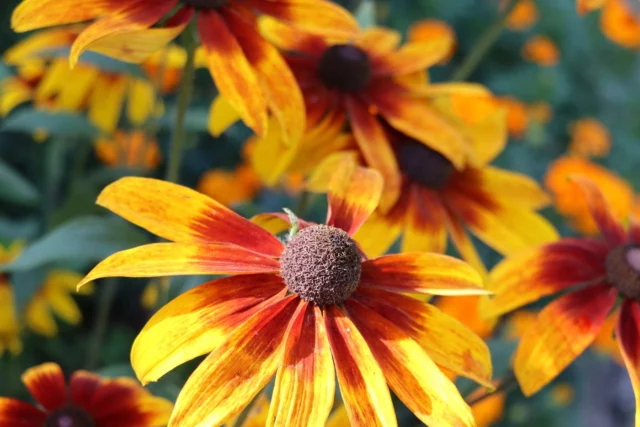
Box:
353;287;493;388
345;96;401;212
0;398;46;425
11;0;113;32
246;0;358;38
198;10;268;137
132;274;286;383
360;253;486;295
21;362;67;411
326;154;383;236
250;212;312;236
356;27;401;56
372;37;454;77
485;238;608;317
224;5;305;146
324;305;396;427
401;185;447;253
96;177;284;257
168;296;300;427
514;285;617;396
474;166;551;210
268;303;335;427
353;209;403;258
77;243;280;289
345;299;476;427
69;0;178;67
258;16;327;55
571;175;626;246
616;299;640;427
444;208;488;278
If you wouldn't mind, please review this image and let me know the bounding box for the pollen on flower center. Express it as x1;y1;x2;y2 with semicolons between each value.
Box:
397;139;456;189
45;407;95;427
181;0;228;9
280;225;361;306
317;44;372;93
605;245;640;300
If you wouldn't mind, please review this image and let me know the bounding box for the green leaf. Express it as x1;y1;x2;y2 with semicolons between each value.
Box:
41;49;146;78
0;158;39;206
354;0;376;28
2;216;149;272
1;109;101;138
0;62;11;79
11;267;47;315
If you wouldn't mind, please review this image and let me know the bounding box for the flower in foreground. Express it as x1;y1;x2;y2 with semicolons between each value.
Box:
77;162;492;426
484;176;640;411
0;362;172;426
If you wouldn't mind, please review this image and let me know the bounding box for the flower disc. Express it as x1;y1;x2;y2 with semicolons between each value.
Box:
397;139;456;189
606;245;640;299
317;44;372;92
45;407;94;427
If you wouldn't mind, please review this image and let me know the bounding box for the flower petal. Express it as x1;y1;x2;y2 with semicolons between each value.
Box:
372;37;453;77
444;208;488;278
345;96;401;212
571;175;627;246
356;27;401;55
198;10;268;137
250;213;312;236
360;253;486;295
208;95;241;136
258;16;327;55
168;296;300;427
616;299;640;427
21;362;67;412
353;287;493;387
132;274;286;383
630;216;640;245
514;285;617;396
324;305;396;427
0;398;46;426
473;166;551;210
11;0;114;32
353;209;403;258
69;371;102;411
77;243;280;289
69;0;178;66
344;299;476;427
224;5;305;146
485;238;609;317
96;177;284;257
326;154;384;236
268;303;334;427
401;185;447;253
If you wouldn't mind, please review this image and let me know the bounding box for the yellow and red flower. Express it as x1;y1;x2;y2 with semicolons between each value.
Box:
484;176;640;408
0;362;172;426
95;130;162;170
12;0;358;144
76;160;492;426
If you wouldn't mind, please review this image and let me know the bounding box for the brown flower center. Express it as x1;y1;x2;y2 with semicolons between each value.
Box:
317;44;372;93
280;225;361;306
181;0;228;9
45;407;94;427
605;245;640;299
397;139;456;189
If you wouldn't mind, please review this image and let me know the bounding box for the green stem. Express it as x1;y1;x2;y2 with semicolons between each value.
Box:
85;279;118;370
450;0;518;82
165;23;197;183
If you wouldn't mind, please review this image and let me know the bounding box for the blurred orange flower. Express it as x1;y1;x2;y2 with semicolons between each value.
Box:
567;118;611;158
407;19;457;63
577;0;607;14
505;0;539;31
545;156;634;235
95;130;162;170
198;165;263;207
522;35;560;66
436;296;497;340
472;393;506;427
600;0;640;48
496;96;529;139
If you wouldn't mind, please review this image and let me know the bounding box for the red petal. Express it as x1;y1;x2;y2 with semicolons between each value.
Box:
21;362;67;412
630;216;640;245
0;398;46;426
617;299;640;427
69;371;102;411
572;176;626;246
514;285;617;396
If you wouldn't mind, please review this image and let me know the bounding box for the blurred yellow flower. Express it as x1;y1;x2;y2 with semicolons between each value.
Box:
567;118;611;158
505;0;539;31
0;242;25;356
95;130;162;171
522;35;560;66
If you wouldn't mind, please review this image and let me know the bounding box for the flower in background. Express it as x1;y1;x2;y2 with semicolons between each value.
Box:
522;35;560;66
495;97;553;140
407;19;457;63
484;176;640;405
0;362;172;426
76;163;492;426
545;156;634;235
198;166;263;207
577;0;607;14
579;0;640;48
12;0;359;145
505;0;539;31
567;118;611;158
0;241;25;356
95;130;162;171
436;296;497;340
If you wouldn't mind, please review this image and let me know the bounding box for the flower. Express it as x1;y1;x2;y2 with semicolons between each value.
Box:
197;166;263;206
579;0;640;48
484;176;640;402
577;0;606;14
545;156;634;235
95;130;162;170
567;118;611;158
504;0;539;31
0;362;172;426
522;35;560;66
0;241;26;355
12;0;358;145
436;296;497;339
76;160;492;426
496;96;529;139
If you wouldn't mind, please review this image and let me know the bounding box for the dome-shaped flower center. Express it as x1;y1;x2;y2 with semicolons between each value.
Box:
397;139;456;189
280;225;361;306
605;245;640;299
181;0;228;9
45;407;94;427
317;44;372;93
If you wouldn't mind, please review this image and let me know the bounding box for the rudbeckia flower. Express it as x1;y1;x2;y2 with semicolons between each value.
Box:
0;362;172;426
12;0;358;144
95;130;162;170
484;176;640;403
567;118;611;158
504;0;539;31
522;35;560;67
76;161;493;426
578;0;640;48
